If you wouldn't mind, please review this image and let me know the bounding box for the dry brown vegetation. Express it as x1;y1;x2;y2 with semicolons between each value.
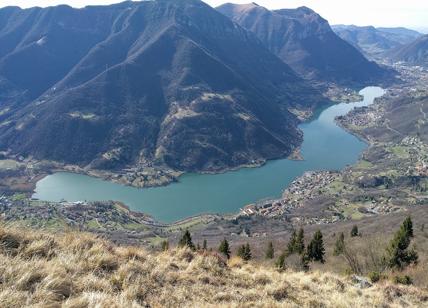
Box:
1;225;428;307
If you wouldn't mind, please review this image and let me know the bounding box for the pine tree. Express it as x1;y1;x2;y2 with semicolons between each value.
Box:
351;225;359;237
161;240;169;251
244;243;252;261
295;228;305;254
286;230;297;255
386;218;418;269
301;251;310;271
178;230;195;250
265;241;274;259
334;232;345;256
403;216;414;238
218;238;231;259
276;253;286;270
307;230;325;263
287;228;305;256
237;243;252;261
203;239;208;250
237;245;245;259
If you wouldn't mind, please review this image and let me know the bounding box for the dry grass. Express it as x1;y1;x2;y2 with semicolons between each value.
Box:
1;225;427;307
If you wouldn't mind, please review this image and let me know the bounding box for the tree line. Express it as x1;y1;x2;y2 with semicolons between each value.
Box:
168;216;417;277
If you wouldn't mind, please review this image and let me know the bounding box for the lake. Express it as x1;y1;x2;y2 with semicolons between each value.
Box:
33;87;385;222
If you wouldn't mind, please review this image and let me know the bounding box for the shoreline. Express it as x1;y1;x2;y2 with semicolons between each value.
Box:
2;85;385;226
12;85;367;193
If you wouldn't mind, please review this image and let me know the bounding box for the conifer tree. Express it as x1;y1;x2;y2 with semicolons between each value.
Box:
237;244;245;259
237;243;252;261
295;228;305;254
178;230;195;250
386;218;418;269
244;243;252;261
334;232;345;256
301;251;310;271
203;239;208;250
307;230;325;263
351;225;359;237
286;230;297;255
403;216;414;238
265;241;275;259
287;228;305;256
161;240;169;251
276;253;286;270
219;238;231;259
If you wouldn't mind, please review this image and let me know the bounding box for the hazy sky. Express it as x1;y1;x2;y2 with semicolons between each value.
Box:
1;0;427;32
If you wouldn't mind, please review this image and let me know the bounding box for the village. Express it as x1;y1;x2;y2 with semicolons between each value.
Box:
98;166;182;189
239;171;340;220
239;65;428;225
0;195;162;243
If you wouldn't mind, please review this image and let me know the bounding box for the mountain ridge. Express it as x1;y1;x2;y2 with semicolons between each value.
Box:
332;25;422;59
0;0;323;173
388;34;428;66
216;3;391;87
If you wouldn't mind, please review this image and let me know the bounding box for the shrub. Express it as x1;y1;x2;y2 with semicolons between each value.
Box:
368;271;381;283
351;225;359;237
228;256;244;268
393;275;413;285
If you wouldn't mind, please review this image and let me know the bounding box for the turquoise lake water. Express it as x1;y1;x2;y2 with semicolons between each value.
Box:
33;87;385;222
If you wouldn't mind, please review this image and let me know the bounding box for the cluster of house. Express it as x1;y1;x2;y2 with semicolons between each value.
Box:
240;199;284;218
337;105;382;129
1;196;54;221
1;197;157;229
402;137;428;177
0;195;12;213
240;171;339;218
111;167;178;189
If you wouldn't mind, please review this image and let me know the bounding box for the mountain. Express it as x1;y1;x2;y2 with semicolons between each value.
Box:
388;34;428;66
0;0;323;172
216;3;390;87
332;25;422;59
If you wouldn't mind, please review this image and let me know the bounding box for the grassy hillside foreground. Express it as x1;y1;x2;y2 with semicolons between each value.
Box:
1;225;427;307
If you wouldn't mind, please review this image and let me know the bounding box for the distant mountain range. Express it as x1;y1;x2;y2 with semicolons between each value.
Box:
0;0;325;172
332;25;422;60
388;34;428;67
217;3;390;87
